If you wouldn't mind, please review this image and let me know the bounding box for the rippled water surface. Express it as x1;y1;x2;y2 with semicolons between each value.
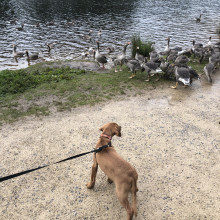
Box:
0;0;219;70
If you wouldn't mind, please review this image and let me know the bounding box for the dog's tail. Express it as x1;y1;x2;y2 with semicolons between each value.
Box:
131;177;138;217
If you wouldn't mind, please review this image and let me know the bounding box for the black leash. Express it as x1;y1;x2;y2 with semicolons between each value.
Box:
0;142;111;183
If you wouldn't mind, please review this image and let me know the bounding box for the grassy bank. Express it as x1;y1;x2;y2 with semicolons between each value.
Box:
0;59;207;125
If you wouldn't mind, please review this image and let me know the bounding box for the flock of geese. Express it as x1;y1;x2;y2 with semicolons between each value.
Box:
89;35;220;89
10;16;220;89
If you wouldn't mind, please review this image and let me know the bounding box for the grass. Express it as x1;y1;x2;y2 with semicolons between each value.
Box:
0;62;166;125
0;55;210;126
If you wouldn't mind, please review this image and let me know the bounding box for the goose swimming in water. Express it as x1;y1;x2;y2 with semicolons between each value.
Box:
16;24;24;31
95;41;107;68
26;50;39;60
13;44;25;58
46;43;55;52
195;14;202;23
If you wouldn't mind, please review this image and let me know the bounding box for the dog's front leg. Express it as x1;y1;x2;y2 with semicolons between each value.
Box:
86;153;98;189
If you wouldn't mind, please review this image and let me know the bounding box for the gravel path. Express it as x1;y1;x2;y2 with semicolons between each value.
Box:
0;72;220;220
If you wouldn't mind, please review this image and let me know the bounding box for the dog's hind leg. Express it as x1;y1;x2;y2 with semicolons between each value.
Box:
86;153;98;189
115;185;134;220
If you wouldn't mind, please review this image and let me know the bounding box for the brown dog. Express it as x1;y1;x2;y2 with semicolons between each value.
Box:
86;122;138;220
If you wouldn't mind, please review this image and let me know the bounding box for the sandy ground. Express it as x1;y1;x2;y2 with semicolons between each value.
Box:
0;71;220;220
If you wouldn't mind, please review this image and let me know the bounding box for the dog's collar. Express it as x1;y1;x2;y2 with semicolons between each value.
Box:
100;133;112;140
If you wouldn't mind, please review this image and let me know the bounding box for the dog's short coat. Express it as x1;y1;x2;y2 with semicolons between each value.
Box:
86;122;138;220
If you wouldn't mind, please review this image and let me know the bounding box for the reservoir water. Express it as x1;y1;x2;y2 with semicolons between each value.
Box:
0;0;219;70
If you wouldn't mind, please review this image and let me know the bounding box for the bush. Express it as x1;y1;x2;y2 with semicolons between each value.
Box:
131;34;154;58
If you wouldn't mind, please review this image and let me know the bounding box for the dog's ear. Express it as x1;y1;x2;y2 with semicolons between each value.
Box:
114;125;121;137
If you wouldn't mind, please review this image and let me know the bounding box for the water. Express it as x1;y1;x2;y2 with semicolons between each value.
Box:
0;0;219;70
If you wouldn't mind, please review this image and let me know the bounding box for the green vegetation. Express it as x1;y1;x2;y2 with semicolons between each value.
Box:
0;52;211;126
0;62;167;125
131;34;154;58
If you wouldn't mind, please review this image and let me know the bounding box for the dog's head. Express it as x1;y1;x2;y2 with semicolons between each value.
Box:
99;122;121;137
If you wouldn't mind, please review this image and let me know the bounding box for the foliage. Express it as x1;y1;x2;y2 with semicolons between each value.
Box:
131;34;154;58
0;67;85;96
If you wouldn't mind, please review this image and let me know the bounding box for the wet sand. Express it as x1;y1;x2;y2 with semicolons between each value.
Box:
0;72;220;220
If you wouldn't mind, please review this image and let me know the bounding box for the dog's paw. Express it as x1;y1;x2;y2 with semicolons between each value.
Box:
86;182;94;189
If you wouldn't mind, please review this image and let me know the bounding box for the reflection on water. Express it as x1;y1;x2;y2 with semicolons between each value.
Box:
0;0;219;70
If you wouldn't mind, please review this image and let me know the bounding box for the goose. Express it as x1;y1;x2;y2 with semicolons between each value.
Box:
81;52;89;59
135;46;147;63
16;24;24;31
12;44;25;58
83;30;93;41
204;63;214;83
149;51;159;62
159;58;170;73
107;45;115;54
46;43;55;52
195;14;202;23
191;40;204;62
159;37;172;56
171;65;200;89
167;53;178;63
47;21;55;26
142;61;162;81
174;55;189;67
164;37;170;52
98;29;102;37
171;66;191;89
88;47;94;56
35;22;40;28
124;59;143;78
204;36;213;48
208;48;220;66
112;42;131;72
26;50;39;60
66;19;75;26
9;19;17;24
95;41;107;68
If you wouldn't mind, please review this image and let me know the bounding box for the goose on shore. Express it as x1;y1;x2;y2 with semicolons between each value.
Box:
95;41;107;68
142;61;162;81
112;42;131;72
135;46;147;63
171;66;191;89
124;59;143;78
204;63;214;83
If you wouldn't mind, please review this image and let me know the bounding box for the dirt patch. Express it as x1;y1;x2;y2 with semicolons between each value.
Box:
0;71;220;219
